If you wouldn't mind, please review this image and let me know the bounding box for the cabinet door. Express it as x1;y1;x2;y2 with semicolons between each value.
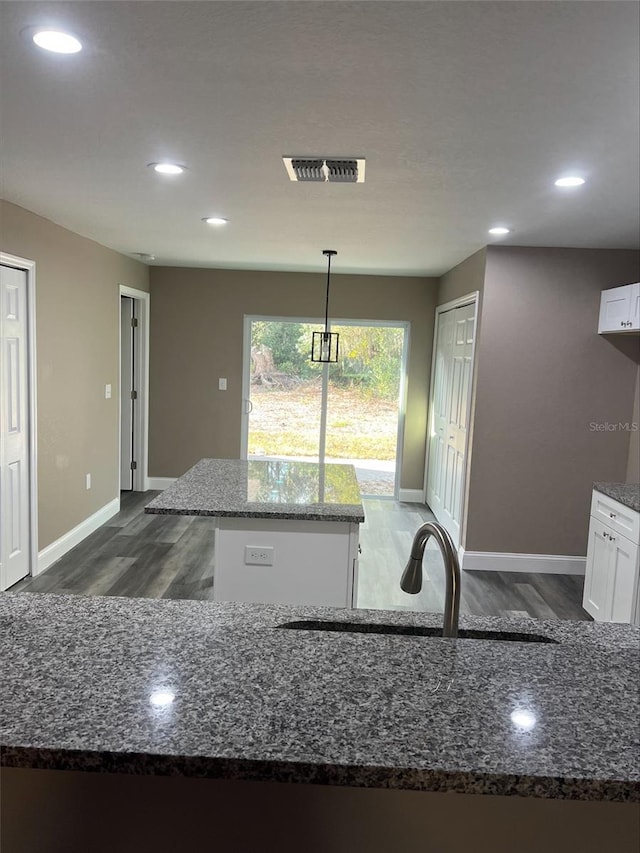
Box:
609;534;640;623
583;517;613;620
598;285;631;333
629;282;640;331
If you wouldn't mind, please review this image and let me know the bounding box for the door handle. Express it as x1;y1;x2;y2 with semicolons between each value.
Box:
245;399;253;414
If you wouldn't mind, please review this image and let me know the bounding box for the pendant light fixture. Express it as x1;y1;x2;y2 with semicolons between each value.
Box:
311;249;339;363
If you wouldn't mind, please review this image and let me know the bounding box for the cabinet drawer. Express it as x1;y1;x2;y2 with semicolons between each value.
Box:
590;490;639;543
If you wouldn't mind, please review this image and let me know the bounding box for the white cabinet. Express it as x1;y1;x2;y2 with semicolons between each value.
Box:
583;491;639;624
598;282;640;333
213;517;360;608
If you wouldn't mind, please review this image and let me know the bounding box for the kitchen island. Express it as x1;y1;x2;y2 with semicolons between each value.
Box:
1;592;639;852
145;458;365;607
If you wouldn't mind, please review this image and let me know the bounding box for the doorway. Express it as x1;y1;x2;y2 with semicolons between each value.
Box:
118;286;150;493
425;295;477;548
0;253;37;590
241;317;408;498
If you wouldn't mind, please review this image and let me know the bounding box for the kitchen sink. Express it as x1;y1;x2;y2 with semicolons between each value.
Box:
277;619;559;643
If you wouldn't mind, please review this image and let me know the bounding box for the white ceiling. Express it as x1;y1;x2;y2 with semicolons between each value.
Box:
1;1;638;276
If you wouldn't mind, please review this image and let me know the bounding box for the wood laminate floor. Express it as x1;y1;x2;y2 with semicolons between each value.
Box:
12;491;590;621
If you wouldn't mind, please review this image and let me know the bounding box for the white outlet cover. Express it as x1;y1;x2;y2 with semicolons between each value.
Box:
218;378;227;391
105;384;112;399
244;545;274;565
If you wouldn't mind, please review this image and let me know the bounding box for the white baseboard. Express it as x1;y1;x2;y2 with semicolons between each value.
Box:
36;497;121;576
398;488;424;503
147;477;176;490
461;550;586;575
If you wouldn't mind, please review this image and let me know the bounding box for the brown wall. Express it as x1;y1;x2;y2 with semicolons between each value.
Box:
437;248;486;308
148;267;437;489
0;200;149;549
464;246;640;556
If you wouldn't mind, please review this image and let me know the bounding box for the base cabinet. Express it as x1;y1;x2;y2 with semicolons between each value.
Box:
3;768;639;853
213;517;360;608
583;492;639;624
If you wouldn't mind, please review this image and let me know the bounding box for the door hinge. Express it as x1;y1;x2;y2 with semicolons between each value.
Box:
130;389;138;400
130;460;137;471
131;317;138;328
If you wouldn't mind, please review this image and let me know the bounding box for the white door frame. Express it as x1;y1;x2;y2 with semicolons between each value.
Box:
0;252;38;583
241;315;409;499
118;285;150;492
424;291;479;550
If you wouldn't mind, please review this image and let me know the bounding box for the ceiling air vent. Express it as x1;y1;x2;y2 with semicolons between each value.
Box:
326;159;358;183
283;157;365;183
289;158;325;182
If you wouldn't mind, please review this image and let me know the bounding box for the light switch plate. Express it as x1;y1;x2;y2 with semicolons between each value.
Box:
105;384;112;399
218;378;227;391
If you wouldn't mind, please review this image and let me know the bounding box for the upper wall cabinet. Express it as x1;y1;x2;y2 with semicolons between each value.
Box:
598;282;640;334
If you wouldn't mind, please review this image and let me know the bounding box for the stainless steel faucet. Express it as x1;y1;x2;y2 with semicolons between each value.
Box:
400;522;461;638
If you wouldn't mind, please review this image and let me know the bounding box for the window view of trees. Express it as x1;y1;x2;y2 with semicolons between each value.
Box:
248;320;405;496
251;321;403;399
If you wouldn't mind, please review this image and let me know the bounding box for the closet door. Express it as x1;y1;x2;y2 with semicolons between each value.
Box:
426;309;454;525
1;264;31;589
426;301;475;548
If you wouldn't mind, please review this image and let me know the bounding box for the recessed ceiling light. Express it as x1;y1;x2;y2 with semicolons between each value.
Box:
32;29;82;54
488;226;510;236
554;176;585;188
149;162;186;175
202;217;228;226
133;253;155;262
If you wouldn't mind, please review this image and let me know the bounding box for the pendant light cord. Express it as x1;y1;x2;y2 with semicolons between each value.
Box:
322;249;336;335
324;252;332;333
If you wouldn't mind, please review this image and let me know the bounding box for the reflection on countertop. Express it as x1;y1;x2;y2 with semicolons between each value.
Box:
145;458;365;522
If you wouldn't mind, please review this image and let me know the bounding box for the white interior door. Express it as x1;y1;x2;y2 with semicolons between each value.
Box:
120;296;135;490
426;309;454;524
426;301;475;547
0;264;31;589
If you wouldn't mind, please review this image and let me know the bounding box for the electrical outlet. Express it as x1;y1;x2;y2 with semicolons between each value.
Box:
85;473;91;490
244;545;274;566
105;384;112;399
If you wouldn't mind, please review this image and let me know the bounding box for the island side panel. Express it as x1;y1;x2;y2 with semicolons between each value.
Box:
348;522;359;608
213;517;358;607
3;769;639;853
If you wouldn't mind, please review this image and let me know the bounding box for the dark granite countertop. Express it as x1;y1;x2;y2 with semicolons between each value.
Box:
593;482;640;514
1;593;639;802
145;458;365;523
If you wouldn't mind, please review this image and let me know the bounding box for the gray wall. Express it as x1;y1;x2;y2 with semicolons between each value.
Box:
437;248;486;308
626;366;640;483
148;267;437;490
464;246;640;556
0;200;149;549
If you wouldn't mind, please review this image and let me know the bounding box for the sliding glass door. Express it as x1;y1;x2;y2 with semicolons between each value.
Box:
242;317;407;498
